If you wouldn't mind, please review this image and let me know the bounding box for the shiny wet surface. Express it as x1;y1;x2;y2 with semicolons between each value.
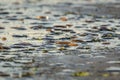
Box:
0;0;120;80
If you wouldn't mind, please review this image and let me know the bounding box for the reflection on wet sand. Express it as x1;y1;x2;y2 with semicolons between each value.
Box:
0;0;120;80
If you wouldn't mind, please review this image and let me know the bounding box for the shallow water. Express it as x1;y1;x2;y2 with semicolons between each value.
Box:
0;0;120;80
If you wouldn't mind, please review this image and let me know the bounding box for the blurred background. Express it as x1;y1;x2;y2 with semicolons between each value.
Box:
0;0;119;4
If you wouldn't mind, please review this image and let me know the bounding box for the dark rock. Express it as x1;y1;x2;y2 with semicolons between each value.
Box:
0;27;5;29
101;32;116;39
30;25;43;30
0;12;9;15
99;26;115;31
12;35;28;38
11;27;27;30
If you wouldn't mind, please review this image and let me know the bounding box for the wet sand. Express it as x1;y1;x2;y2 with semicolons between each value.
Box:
0;0;120;80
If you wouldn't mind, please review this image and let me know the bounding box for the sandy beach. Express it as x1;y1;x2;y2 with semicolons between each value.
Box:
0;0;120;80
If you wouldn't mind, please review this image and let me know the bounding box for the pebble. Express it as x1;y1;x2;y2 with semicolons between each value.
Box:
12;35;28;38
1;37;7;41
11;27;27;30
60;17;68;21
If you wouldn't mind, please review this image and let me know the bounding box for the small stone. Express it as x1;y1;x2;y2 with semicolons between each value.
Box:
99;26;116;32
1;37;7;41
11;27;26;30
0;27;5;29
60;17;68;21
36;16;49;20
12;35;28;38
102;32;116;39
102;42;110;45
